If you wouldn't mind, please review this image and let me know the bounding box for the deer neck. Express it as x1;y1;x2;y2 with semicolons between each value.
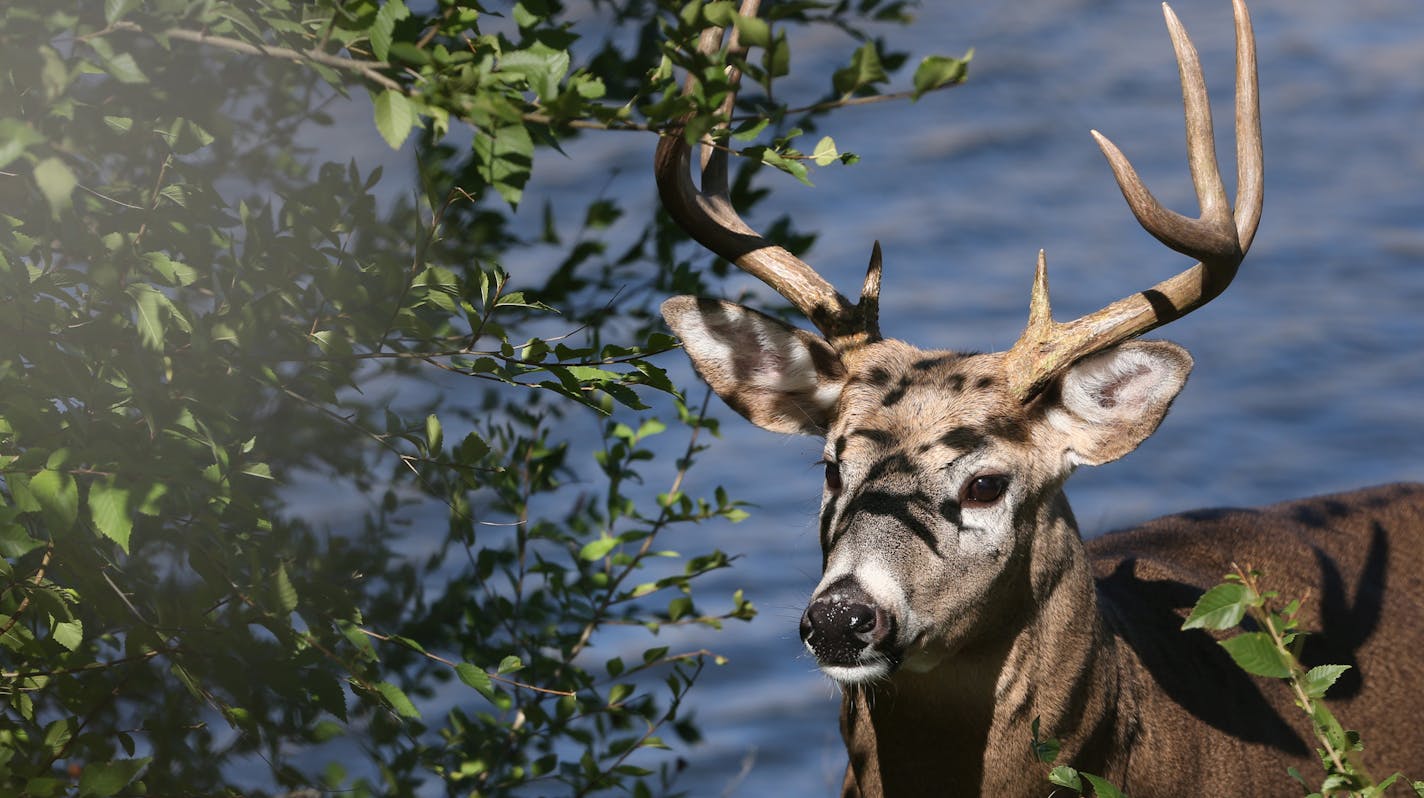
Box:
839;490;1128;796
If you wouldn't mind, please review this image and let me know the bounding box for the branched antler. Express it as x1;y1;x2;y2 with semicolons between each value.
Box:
1004;0;1262;401
653;0;882;352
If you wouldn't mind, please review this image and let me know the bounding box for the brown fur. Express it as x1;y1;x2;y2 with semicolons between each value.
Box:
839;484;1424;797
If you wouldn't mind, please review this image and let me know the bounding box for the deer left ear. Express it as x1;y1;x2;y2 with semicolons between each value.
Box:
662;297;846;436
1046;340;1193;467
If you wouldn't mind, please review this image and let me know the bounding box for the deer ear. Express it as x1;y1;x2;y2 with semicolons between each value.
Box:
662;297;846;436
1046;340;1193;467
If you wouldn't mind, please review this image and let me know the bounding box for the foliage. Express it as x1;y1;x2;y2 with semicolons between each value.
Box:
1031;717;1124;798
0;0;965;795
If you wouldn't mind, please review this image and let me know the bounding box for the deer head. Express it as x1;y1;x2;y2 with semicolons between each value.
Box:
657;0;1261;684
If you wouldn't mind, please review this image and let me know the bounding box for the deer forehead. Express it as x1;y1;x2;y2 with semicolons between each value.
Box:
830;343;1037;457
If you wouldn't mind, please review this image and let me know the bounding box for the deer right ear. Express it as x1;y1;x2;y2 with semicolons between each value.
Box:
662;297;846;436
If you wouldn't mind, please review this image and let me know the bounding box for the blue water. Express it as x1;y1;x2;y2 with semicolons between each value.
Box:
314;0;1424;793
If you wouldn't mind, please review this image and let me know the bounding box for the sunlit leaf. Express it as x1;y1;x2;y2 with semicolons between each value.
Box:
912;51;971;99
1182;582;1254;631
88;478;133;552
1303;664;1351;698
52;619;83;651
374;681;420;719
456;663;494;698
30;469;79;533
33;157;76;216
374;89;416;149
77;758;150;798
1219;632;1291;679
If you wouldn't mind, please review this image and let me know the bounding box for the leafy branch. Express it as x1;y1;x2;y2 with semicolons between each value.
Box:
1182;567;1423;798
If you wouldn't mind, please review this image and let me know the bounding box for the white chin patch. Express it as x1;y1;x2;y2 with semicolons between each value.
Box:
820;661;893;685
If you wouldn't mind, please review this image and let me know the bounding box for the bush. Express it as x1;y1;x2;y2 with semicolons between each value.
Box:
0;1;963;794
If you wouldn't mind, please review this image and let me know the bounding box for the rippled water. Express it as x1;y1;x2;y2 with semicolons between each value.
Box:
314;1;1424;794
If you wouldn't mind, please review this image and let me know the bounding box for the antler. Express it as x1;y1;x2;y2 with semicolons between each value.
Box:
1004;0;1263;401
653;0;882;351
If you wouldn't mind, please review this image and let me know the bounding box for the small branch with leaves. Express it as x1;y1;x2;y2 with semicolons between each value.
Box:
1181;567;1423;798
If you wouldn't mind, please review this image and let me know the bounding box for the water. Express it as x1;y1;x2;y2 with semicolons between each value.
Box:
313;0;1424;793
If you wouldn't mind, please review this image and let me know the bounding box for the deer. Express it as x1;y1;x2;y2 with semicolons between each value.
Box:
653;0;1424;795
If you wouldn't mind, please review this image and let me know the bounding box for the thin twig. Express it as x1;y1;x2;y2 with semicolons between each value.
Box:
102;21;402;91
357;627;574;696
0;541;55;643
2;648;167;681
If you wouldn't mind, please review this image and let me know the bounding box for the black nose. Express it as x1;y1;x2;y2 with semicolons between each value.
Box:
799;577;892;666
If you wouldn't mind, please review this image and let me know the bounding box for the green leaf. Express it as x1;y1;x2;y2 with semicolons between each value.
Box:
732;14;770;49
1083;773;1128;798
273;562;298;614
0;119;44;170
455;663;494;698
811;136;839;167
88;478;133;552
104;0;142;24
473;123;534;208
912;52;971;100
52;619;83;651
373;89;416;149
763;30;790;78
500;46;570;102
43;718;75;752
370;0;409;61
387;41;430;65
607;682;633;706
142;252;198;286
424;413;443;453
1182;582;1254;631
33;157;77;217
30;469;79;533
0;523;44;558
832;42;887;97
77;758;150;798
1303;664;1351;698
564;365;621;383
373;681;420;719
497;655;522;674
702;2;736;26
759;148;811;186
1218;632;1291;678
580;536;618;561
97;50;148;84
1048;765;1082;792
126;283;168;352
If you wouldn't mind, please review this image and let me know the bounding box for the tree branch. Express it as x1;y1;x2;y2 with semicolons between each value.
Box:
104;21;403;92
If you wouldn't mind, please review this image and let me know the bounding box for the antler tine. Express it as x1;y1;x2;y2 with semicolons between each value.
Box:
654;0;878;350
1005;0;1262;402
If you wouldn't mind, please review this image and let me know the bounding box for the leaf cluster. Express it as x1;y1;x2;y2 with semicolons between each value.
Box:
1181;568;1424;798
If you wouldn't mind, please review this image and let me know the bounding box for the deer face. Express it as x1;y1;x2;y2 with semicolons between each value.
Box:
663;297;1192;684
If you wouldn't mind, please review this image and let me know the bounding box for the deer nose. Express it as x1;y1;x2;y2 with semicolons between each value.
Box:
800;577;892;666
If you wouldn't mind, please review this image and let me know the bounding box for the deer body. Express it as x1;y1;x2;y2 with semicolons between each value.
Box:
837;481;1424;797
653;1;1424;795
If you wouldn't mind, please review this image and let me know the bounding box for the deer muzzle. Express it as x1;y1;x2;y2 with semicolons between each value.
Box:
800;576;901;681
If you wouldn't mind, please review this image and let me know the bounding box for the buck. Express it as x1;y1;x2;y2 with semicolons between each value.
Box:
655;1;1424;795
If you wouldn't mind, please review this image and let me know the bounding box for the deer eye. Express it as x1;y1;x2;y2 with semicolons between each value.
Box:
824;460;843;494
961;474;1009;506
